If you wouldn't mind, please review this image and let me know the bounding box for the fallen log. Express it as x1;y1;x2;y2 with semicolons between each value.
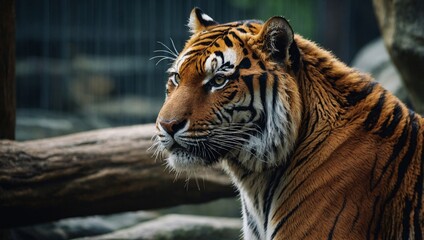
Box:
0;124;236;228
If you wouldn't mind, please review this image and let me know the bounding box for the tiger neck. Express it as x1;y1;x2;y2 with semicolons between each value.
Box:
222;36;361;183
221;35;380;237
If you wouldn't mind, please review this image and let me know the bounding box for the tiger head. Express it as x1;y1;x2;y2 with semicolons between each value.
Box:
155;8;302;172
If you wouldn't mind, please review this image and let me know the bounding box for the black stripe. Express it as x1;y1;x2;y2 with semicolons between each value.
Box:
242;197;261;239
241;74;257;121
239;57;251;69
375;112;418;239
229;31;245;47
294;131;330;168
199;32;226;42
224;36;233;47
313;56;328;68
345;82;377;106
270;198;305;239
182;49;201;58
327;72;346;82
237;27;247;33
263;168;285;234
242;75;254;104
220;108;231;123
214;51;224;62
228;68;240;80
223;105;235;117
367;196;381;240
226;90;238;102
253;186;260;210
192;40;213;47
350;203;361;231
275;173;308;208
364;92;386;131
258;61;266;70
296;110;311;143
240;169;253;181
212;107;223;123
272;74;279;110
370;115;410;190
259;73;268;117
328;197;347;240
385;111;418;202
377;103;403;138
402;198;413;239
369;155;379;192
320;66;332;76
413;143;423;239
246;22;254;28
218;61;234;71
233;105;255;112
289;40;300;74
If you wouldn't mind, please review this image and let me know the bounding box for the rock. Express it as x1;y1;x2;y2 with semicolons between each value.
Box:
9;198;241;240
373;0;424;114
352;38;411;106
11;211;159;240
75;214;242;240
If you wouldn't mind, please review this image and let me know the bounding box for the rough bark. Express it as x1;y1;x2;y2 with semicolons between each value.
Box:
0;124;236;228
0;0;16;140
373;0;424;114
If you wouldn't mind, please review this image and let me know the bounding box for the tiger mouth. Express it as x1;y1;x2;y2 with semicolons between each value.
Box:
169;142;185;152
166;140;223;166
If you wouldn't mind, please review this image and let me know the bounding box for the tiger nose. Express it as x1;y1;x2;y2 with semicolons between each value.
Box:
159;119;187;136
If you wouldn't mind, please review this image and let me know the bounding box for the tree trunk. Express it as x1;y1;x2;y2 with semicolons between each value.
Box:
0;124;235;228
0;0;16;140
373;0;424;114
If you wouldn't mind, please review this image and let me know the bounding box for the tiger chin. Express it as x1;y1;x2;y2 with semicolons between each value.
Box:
155;8;423;240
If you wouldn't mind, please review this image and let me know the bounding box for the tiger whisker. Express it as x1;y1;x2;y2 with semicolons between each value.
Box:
169;37;180;56
149;55;176;60
157;41;180;58
154;57;175;66
153;49;178;58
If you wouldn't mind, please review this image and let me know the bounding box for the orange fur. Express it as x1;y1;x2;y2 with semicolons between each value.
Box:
156;9;424;239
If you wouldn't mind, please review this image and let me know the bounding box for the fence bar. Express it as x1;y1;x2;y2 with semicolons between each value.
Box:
0;0;16;140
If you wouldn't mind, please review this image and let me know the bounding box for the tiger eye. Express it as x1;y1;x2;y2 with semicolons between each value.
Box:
169;73;180;86
214;76;226;85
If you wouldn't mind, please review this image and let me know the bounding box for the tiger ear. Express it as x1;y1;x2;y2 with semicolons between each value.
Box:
257;16;294;63
188;7;218;34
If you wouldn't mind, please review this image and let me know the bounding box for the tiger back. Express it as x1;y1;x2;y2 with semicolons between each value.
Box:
154;8;424;240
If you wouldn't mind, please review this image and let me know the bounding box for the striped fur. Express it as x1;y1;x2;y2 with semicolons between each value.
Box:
155;8;424;239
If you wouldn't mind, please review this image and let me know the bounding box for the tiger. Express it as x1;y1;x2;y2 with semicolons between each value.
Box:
154;7;424;240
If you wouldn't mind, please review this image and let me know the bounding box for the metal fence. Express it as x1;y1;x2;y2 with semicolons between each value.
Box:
15;0;380;137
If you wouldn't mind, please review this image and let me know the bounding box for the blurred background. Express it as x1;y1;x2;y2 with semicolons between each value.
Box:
15;0;380;140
